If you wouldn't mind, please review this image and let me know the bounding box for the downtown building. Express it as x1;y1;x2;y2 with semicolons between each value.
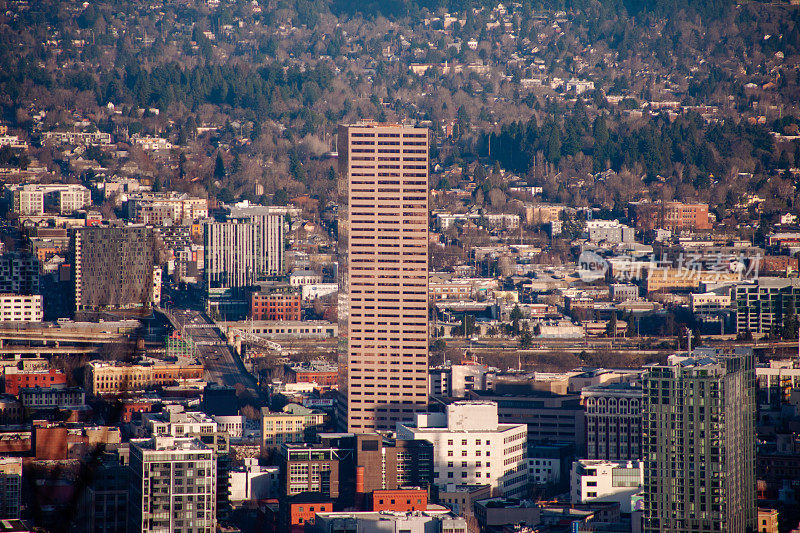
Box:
128;436;216;533
204;205;286;319
72;226;162;312
734;278;800;335
396;401;528;497
642;347;756;533
581;381;643;461
337;123;430;433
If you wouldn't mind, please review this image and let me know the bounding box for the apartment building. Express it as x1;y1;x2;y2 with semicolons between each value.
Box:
338;123;430;433
0;294;42;322
42;131;111;146
642;348;756;533
72;226;161;312
0;457;22;519
128;436;217;533
0;253;39;294
396;401;528;497
127;193;208;225
587;220;635;244
630;201;712;231
278;443;341;499
205;206;285;317
735;278;800;335
5;184;91;216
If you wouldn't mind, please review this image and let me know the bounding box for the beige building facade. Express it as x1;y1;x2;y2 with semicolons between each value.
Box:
338;123;430;432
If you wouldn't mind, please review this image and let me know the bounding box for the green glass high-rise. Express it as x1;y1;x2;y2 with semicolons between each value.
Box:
643;347;756;533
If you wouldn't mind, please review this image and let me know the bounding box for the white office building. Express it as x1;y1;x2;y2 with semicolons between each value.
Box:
228;458;279;502
396;401;528;497
571;459;643;513
0;294;42;322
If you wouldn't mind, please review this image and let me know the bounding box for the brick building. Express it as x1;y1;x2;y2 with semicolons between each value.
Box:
4;368;66;396
630;201;712;231
371;488;428;512
251;287;301;321
284;362;339;387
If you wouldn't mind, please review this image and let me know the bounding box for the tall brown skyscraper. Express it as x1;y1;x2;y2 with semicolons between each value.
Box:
337;123;429;433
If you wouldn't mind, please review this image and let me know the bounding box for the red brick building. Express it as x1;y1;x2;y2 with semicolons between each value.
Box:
630;201;712;231
251;289;301;321
34;423;68;460
760;255;800;276
284;362;339;386
4;368;66;396
371;488;428;512
275;495;332;533
119;399;160;423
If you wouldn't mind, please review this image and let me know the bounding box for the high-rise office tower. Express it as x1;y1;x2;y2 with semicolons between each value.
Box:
642;347;756;533
128;436;217;533
338;123;429;433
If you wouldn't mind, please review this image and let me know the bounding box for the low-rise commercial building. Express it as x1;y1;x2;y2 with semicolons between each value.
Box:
311;510;467;533
19;386;85;410
251;286;301;321
284;362;338;387
4;367;66;396
474;498;541;530
85;360;204;395
571;460;643;512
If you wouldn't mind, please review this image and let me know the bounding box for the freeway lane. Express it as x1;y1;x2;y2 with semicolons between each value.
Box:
168;309;260;396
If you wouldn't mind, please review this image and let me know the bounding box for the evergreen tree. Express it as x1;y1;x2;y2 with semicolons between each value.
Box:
214;152;226;180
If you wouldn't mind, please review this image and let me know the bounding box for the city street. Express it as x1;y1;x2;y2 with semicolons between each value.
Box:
168;308;260;397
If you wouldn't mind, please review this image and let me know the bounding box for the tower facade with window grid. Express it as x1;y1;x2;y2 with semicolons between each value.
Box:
642;348;755;533
337;123;430;433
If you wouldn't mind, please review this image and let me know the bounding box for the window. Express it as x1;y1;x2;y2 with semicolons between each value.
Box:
587;492;597;497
